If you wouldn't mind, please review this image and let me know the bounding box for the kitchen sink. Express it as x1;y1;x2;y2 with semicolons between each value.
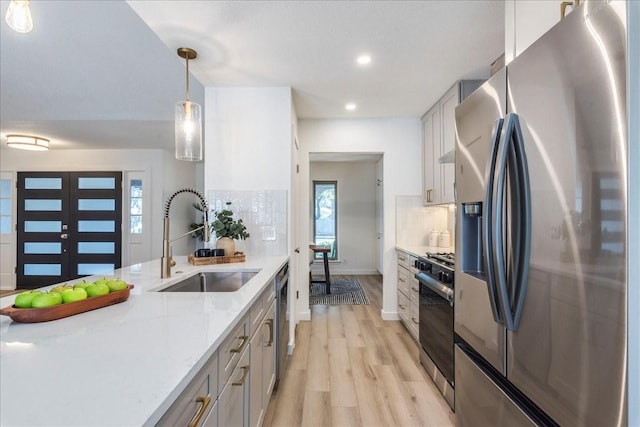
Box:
159;271;259;293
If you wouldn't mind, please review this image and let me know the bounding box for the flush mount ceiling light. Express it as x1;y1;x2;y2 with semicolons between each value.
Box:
345;103;357;111
5;0;33;33
356;54;372;65
6;134;49;151
175;47;202;161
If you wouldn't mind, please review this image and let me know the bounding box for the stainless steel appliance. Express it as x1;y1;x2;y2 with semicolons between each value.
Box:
416;252;455;408
274;262;289;390
454;2;628;425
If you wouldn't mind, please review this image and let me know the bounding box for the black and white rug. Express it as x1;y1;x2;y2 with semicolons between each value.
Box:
309;278;370;305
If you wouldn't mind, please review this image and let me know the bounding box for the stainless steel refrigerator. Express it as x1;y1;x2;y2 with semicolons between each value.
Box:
454;1;628;425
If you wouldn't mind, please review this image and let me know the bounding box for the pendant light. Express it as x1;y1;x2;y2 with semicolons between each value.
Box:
175;47;202;161
5;0;33;33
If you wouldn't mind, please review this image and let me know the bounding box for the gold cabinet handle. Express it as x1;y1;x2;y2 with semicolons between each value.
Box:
426;189;433;203
411;317;419;325
187;395;211;427
230;335;248;353
399;304;406;309
265;319;274;347
560;0;580;19
411;287;419;292
232;365;250;386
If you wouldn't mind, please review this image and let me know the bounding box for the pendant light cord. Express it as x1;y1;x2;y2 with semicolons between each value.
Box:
185;56;190;102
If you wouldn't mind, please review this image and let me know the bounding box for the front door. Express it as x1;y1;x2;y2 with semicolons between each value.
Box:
17;172;122;288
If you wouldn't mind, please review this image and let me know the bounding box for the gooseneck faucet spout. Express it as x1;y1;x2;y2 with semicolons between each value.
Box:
161;188;210;278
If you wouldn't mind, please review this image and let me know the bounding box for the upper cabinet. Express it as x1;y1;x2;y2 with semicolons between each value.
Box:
505;0;574;63
422;80;484;206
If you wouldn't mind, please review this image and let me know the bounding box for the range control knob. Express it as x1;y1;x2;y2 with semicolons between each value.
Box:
441;271;452;284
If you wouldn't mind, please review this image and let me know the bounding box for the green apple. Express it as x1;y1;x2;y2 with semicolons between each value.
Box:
86;283;109;297
107;278;128;292
61;288;88;304
31;292;63;308
94;278;110;287
50;285;72;294
74;281;91;290
14;290;43;308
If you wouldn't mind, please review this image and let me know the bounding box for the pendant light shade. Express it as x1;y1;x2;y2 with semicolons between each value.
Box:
175;47;202;161
175;100;202;161
5;0;33;33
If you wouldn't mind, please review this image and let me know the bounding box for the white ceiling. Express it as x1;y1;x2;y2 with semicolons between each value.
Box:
0;0;504;151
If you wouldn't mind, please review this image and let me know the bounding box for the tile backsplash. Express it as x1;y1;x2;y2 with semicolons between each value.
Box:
207;190;288;256
396;196;455;250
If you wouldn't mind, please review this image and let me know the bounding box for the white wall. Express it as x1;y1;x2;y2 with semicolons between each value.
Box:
0;147;198;288
203;87;292;191
204;86;299;350
298;118;422;320
310;161;378;275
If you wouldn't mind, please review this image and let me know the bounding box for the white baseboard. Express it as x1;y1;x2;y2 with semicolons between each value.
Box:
298;310;311;321
381;309;400;321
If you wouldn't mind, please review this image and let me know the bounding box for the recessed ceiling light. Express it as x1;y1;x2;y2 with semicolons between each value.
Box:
345;103;357;111
356;55;371;65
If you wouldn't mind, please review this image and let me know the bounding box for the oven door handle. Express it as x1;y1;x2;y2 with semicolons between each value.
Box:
416;273;453;303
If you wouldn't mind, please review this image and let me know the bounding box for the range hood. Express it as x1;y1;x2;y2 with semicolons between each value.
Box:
438;149;455;164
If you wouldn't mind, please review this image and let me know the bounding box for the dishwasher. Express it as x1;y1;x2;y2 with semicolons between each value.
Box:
274;262;289;390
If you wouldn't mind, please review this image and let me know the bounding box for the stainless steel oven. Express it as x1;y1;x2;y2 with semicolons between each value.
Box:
415;253;455;409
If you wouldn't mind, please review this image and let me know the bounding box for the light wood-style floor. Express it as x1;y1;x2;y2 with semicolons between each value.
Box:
263;274;455;427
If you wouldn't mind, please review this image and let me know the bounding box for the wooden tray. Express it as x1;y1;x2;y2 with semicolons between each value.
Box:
0;285;134;323
188;253;246;266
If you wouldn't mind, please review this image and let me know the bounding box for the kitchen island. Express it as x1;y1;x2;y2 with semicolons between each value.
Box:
0;254;288;426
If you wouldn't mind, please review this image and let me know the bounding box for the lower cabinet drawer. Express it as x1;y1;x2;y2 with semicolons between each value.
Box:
156;369;211;427
218;346;250;427
409;302;419;340
397;291;410;323
201;399;218;427
219;318;249;392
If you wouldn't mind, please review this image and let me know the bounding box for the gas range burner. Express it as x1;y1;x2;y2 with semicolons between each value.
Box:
426;252;455;266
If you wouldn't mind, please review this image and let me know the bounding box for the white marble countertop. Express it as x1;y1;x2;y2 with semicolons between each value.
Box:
395;245;454;258
0;254;288;427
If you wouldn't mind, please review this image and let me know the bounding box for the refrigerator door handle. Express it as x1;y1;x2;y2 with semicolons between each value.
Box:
494;113;517;331
509;113;531;330
482;118;504;324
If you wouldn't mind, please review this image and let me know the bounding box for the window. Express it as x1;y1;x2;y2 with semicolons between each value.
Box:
313;181;337;260
130;179;143;234
0;178;11;234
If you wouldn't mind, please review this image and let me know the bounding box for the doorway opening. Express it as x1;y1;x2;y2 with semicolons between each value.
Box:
309;153;384;278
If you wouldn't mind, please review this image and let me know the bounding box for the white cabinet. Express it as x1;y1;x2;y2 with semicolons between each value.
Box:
218;345;250;427
422;104;441;205
157;352;218;427
505;0;565;63
262;300;276;405
249;298;276;427
396;249;419;342
422;80;484;206
159;280;278;427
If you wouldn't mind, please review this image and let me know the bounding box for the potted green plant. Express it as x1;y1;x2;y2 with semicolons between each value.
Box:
191;202;250;255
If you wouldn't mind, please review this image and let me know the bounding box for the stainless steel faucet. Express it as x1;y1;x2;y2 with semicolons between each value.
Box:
161;188;210;278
